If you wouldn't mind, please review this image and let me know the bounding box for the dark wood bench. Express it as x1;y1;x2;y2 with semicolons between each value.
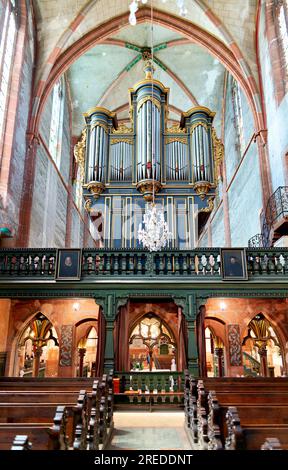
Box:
184;376;288;450
4;372;114;451
225;406;288;450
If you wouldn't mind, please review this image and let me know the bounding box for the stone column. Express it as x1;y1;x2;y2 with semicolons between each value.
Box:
78;348;86;377
214;348;224;377
33;348;42;377
258;345;268;377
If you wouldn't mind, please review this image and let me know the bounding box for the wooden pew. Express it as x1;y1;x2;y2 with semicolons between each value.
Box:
0;406;68;450
208;391;288;449
225;407;288;450
0;377;95;392
6;372;114;451
184;376;288;450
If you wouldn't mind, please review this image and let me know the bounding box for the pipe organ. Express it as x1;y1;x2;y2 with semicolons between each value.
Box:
74;61;223;248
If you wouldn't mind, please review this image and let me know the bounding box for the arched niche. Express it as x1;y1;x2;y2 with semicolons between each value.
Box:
16;312;59;377
242;313;284;377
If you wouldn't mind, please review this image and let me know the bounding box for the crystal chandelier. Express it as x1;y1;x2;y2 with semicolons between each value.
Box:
138;204;171;251
137;0;171;252
129;0;187;26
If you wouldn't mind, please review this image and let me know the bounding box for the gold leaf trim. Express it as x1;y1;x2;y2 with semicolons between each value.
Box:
74;128;86;182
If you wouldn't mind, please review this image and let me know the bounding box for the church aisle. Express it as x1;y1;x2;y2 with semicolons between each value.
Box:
108;412;191;450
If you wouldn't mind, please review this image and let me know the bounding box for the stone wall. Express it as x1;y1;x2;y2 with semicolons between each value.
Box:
0;6;34;237
259;2;288;190
199;73;262;247
29;80;94;247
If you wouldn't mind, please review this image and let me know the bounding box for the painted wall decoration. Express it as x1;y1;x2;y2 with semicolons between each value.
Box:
228;324;242;366
59;325;73;367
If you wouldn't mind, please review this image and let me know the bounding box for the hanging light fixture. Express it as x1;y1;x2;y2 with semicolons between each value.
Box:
137;0;171;252
129;0;187;26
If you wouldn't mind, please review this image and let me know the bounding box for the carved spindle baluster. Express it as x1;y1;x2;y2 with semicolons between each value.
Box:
106;254;111;274
113;253;118;274
174;254;180;275
267;252;276;273
98;254;104;274
125;253;130;274
167;254;173;274
136;254;142;274
276;253;283;273
284;254;288;274
182;254;188;274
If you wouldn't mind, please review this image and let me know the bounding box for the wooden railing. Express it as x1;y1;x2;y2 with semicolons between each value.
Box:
1;248;288;280
114;371;184;392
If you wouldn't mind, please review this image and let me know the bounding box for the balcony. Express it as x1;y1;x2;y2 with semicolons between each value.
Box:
0;248;288;282
248;187;288;248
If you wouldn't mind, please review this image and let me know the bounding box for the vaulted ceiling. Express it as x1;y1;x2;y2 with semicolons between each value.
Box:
33;0;258;137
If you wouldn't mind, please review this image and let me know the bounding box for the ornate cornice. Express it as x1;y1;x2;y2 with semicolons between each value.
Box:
112;123;133;134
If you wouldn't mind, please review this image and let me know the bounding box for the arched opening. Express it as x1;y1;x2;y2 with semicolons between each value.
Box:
129;314;177;372
205;326;225;377
75;319;99;377
17;312;59;377
76;325;98;377
242;313;284;377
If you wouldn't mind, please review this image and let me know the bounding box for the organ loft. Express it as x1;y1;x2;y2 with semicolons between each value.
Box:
0;0;288;455
75;61;223;248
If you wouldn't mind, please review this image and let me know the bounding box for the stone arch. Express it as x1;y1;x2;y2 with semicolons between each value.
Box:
29;7;265;139
11;311;59;377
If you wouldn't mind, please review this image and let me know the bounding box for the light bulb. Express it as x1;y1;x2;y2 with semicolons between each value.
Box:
73;302;80;312
141;0;148;3
220;301;226;311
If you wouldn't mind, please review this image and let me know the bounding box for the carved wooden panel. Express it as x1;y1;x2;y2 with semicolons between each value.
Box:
59;325;73;367
228;324;242;366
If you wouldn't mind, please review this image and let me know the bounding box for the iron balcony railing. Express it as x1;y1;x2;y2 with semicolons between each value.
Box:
248;186;288;248
248;234;265;248
1;248;288;280
265;186;288;230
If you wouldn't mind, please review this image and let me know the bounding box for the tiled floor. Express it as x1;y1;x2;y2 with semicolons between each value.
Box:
108;412;191;450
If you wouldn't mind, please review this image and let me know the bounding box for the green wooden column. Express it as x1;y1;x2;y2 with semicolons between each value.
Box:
187;294;199;376
174;294;199;376
98;293;116;373
104;320;114;373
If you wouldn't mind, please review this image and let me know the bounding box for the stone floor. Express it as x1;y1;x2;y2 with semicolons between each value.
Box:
108;412;191;450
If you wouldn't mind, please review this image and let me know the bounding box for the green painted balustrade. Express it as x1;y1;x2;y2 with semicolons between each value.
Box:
0;248;288;280
114;371;184;393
